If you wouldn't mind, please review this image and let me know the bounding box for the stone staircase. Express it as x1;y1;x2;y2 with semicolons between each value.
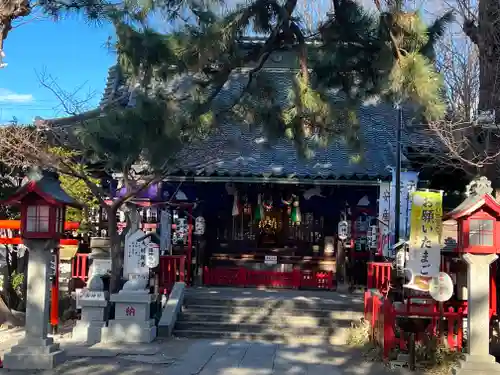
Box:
173;288;364;344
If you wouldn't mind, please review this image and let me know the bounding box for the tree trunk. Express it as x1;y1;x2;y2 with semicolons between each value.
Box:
475;0;500;118
1;245;19;310
107;209;123;294
0;0;31;51
0;294;23;327
464;0;500;184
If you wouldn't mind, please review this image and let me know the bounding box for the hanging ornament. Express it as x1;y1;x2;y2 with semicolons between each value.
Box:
262;195;273;211
282;196;293;215
338;220;349;240
146;207;153;223
232;190;240;216
242;195;251;215
150;207;158;223
119;210;126;223
254;194;264;222
290;196;301;225
195;216;205;235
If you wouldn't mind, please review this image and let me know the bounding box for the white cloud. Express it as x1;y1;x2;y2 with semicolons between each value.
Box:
0;88;34;103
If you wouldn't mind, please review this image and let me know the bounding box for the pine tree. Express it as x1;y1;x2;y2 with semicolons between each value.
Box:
99;0;453;157
0;0;453;291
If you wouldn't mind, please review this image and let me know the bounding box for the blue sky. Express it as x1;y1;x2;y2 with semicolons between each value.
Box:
0;15;117;124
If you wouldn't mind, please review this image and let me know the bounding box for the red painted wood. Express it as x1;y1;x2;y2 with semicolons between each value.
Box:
186;207;193;284
365;290;465;361
158;255;188;294
0;237;79;245
72;253;89;280
0;220;79;230
491;262;497;315
50;249;60;328
203;267;335;290
367;262;391;291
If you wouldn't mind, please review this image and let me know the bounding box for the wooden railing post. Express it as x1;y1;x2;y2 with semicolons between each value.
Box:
383;297;396;361
179;256;186;282
367;263;374;289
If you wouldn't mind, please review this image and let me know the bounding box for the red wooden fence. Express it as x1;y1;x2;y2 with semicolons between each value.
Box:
158;255;187;294
367;262;392;291
72;253;89;281
364;290;465;360
203;266;335;290
71;253;189;295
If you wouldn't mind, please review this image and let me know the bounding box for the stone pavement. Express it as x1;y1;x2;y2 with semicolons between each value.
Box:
0;334;413;375
0;289;412;374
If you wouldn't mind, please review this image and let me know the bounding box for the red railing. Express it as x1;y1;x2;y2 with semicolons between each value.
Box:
72;253;89;281
0;220;80;230
71;254;189;295
0;237;79;245
367;262;392;291
158;255;187;294
364;290;465;360
203;266;335;290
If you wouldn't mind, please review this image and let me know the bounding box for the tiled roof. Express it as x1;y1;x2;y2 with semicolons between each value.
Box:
100;54;435;181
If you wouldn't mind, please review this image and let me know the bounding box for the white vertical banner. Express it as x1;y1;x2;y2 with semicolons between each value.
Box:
160;209;172;255
401;172;419;239
377;182;391;257
389;170;419;244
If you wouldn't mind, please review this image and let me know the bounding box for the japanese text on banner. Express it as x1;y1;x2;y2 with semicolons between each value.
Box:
405;190;443;291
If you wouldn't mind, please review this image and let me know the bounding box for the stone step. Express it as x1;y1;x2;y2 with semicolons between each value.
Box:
178;311;361;325
182;298;364;312
181;304;363;317
174;320;351;334
172;328;349;344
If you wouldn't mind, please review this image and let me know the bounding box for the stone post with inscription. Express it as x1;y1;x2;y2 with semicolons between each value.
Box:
453;253;500;374
71;276;109;345
103;278;157;343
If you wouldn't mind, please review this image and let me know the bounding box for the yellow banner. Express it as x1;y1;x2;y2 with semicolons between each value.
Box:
409;191;443;248
405;191;443;291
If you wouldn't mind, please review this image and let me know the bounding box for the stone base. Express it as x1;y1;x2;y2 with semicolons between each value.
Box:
102;320;157;343
3;339;64;370
452;355;500;375
72;321;106;345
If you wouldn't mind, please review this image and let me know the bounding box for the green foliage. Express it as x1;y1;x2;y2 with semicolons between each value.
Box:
0;164;21;220
49;147;99;224
100;0;452;160
389;53;446;120
10;270;24;297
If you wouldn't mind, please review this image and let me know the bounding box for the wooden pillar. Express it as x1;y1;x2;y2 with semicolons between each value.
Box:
491;261;498;317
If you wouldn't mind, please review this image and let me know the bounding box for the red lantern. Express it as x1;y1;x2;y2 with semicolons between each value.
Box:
20;197;66;239
1;169;81;240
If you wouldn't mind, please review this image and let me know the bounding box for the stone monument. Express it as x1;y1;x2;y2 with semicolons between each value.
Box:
88;237;111;279
103;278;157;343
71;276;109;344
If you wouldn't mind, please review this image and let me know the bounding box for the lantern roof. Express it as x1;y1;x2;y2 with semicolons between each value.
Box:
1;168;82;208
444;193;500;221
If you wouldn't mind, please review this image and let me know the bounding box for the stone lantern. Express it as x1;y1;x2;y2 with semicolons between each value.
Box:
1;168;81;370
444;177;500;374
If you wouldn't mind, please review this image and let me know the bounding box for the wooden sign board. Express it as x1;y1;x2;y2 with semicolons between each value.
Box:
264;255;278;265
